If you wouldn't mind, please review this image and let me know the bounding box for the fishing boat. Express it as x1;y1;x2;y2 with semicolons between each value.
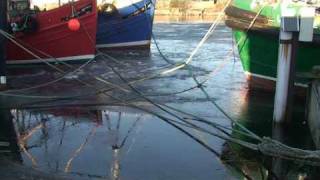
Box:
225;0;320;92
96;0;156;49
6;0;97;65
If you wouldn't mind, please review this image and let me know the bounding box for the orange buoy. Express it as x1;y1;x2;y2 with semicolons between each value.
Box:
68;18;80;31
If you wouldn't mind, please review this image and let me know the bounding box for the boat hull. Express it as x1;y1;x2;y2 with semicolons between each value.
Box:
96;0;155;50
225;3;320;92
6;0;97;65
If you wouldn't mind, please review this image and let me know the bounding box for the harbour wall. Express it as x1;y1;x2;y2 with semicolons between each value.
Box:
154;0;227;22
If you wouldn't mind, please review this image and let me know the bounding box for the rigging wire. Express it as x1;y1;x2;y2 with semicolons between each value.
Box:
150;5;267;141
5;0;317;170
0;4;237;105
93;54;320;169
101;50;262;142
99;55;260;150
0;13;213;99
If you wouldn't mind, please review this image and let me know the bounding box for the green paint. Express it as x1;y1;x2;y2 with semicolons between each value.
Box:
234;30;320;84
232;0;320;32
229;0;320;84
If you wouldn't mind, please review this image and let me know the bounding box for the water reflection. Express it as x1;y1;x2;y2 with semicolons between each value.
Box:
0;104;236;179
1;89;320;179
8;108;146;179
1;23;320;179
222;89;320;179
3;91;317;180
0;23;235;179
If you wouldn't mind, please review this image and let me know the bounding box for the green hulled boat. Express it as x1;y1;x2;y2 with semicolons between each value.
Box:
225;0;320;92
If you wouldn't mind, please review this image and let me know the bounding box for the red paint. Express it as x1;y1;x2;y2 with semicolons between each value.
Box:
68;18;81;31
6;0;97;63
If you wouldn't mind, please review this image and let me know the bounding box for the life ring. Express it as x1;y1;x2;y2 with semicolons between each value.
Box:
99;3;119;16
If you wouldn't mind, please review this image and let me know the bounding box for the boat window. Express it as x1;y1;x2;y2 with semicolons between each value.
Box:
10;1;29;11
8;0;32;18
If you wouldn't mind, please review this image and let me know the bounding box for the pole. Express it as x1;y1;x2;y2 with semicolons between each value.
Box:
272;6;298;178
273;13;298;124
270;123;289;179
0;0;7;90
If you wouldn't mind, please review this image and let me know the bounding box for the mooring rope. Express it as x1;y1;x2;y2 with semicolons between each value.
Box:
0;35;126;100
150;5;267;141
2;0;320;169
0;18;202;101
0;0;231;101
102;53;320;167
0;2;271;156
1;30;74;68
100;54;259;147
0;30;64;72
0;23;129;100
0;55;97;97
258;137;320;166
62;73;254;179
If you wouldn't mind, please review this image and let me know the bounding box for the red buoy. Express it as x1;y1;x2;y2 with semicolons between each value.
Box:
68;18;80;31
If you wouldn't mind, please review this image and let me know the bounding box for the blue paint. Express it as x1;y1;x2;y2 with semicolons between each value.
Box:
96;0;156;48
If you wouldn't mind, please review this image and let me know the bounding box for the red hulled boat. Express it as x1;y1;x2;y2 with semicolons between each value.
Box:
6;0;97;65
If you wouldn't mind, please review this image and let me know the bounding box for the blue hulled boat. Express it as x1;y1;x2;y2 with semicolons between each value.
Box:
96;0;156;49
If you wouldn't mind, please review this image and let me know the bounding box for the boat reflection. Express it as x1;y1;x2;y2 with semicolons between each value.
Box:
2;89;319;179
6;107;145;179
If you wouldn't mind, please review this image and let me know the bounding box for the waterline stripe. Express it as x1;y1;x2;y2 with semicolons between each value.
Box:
245;71;308;88
7;54;95;65
96;40;151;48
